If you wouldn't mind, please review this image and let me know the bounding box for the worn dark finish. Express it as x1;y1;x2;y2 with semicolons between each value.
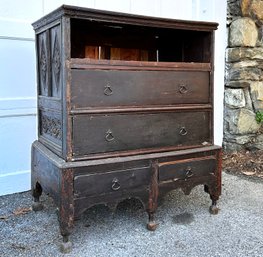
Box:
158;156;216;181
71;58;211;71
71;70;210;108
31;5;221;252
72;111;211;156
147;160;159;231
74;166;151;198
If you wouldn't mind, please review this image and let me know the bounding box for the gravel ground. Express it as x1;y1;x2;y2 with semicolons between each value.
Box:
1;172;263;257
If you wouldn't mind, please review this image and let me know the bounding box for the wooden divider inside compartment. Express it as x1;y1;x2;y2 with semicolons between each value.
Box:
85;45;150;61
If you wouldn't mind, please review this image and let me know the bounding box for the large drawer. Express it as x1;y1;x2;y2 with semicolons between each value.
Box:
159;156;216;182
72;111;211;157
74;166;150;198
71;69;210;109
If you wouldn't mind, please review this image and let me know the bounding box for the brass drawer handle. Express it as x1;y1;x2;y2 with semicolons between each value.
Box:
179;84;188;94
111;178;121;191
105;129;114;142
104;84;113;96
179;127;188;136
185;167;194;178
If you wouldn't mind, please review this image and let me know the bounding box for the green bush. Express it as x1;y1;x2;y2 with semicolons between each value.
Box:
255;111;263;124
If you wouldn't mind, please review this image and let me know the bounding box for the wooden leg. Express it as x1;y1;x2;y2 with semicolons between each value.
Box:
59;168;74;253
60;231;73;253
205;184;220;215
147;160;159;231
209;148;222;215
32;182;44;211
209;199;219;215
58;205;74;253
147;211;158;231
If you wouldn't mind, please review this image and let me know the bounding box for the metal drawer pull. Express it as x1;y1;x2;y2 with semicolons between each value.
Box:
104;84;113;96
185;167;194;178
105;129;114;142
111;178;121;191
179;127;188;136
179;84;188;94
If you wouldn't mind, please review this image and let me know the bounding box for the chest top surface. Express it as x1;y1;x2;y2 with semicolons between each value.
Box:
32;5;218;31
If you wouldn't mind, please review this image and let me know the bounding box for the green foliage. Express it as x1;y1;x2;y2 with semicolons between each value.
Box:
255;111;263;124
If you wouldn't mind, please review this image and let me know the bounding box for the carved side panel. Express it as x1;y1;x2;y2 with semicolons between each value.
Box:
37;24;62;98
38;31;50;96
39;110;62;148
50;25;62;98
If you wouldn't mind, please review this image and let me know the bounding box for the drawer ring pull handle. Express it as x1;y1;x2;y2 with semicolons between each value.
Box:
179;85;188;94
112;178;121;191
185;167;194;178
105;129;114;142
179;127;188;136
104;84;113;96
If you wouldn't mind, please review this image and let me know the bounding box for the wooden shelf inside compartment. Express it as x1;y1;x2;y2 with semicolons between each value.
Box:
70;58;212;71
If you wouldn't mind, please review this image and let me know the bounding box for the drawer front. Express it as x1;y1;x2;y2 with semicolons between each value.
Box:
159;157;216;182
74;166;150;198
72;111;211;156
71;69;210;109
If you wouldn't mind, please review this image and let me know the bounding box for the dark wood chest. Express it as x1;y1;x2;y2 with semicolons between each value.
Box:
31;5;222;252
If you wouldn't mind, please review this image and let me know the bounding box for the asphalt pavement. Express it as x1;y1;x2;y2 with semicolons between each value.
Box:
1;172;263;257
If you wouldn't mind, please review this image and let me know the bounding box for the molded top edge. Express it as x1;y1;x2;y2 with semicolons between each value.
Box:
32;4;218;31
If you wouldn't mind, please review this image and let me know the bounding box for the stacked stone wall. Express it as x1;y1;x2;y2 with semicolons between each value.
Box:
225;0;263;151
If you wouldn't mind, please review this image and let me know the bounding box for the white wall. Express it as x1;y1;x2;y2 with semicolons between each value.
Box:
0;0;227;196
0;0;42;195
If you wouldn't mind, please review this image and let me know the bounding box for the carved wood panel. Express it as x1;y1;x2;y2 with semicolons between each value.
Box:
38;31;50;96
37;25;61;99
50;25;62;98
39;110;62;146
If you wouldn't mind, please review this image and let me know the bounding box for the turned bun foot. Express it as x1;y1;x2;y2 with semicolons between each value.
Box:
32;201;44;212
60;241;72;253
209;205;219;215
60;236;72;253
147;221;158;231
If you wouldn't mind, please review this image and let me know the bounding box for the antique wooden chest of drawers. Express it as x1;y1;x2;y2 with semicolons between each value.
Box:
31;5;222;252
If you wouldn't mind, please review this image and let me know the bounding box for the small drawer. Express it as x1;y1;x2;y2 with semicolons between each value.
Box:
159;156;216;182
71;69;210;109
74;166;150;198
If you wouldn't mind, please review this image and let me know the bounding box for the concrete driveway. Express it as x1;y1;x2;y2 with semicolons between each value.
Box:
1;172;263;257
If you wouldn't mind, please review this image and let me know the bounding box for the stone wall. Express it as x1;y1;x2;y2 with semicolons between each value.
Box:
224;0;263;151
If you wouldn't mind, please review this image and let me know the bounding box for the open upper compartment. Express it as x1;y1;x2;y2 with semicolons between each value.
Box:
32;5;218;64
71;18;213;63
